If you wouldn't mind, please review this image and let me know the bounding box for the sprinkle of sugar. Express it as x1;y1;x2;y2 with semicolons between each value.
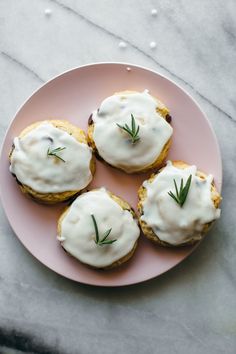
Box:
126;67;131;72
149;41;157;49
118;41;127;49
151;9;158;16
44;8;52;16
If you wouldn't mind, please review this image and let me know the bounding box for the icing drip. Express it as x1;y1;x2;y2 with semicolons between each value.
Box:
59;189;140;268
92;91;173;172
118;41;127;48
44;8;52;16
10;123;93;193
149;41;156;49
151;9;158;16
141;161;221;245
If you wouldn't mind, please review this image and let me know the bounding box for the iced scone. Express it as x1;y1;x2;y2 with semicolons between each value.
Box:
138;161;221;246
88;90;173;173
9;120;95;203
57;188;140;269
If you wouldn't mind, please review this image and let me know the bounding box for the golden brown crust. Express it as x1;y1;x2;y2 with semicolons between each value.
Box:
9;120;96;204
87;90;172;174
57;189;138;269
138;160;222;247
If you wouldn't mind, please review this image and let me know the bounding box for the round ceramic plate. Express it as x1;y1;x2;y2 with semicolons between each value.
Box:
0;63;222;286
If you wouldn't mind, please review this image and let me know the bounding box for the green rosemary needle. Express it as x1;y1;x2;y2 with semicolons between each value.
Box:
47;146;66;162
168;175;192;207
91;214;117;246
116;114;140;144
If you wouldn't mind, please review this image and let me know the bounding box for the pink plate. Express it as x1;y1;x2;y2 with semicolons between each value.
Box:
0;63;222;286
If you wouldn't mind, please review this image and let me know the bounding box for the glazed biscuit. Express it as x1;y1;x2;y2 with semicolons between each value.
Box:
138;161;221;246
9;120;95;204
88;90;173;173
57;188;140;269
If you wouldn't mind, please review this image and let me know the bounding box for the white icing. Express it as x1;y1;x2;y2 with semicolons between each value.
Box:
92;91;173;173
44;8;52;16
149;41;157;49
118;41;127;48
151;9;158;16
57;236;66;241
59;189;140;268
10;123;93;193
141;161;221;245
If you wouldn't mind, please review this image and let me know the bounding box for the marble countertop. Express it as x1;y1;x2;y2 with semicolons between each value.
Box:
0;1;235;353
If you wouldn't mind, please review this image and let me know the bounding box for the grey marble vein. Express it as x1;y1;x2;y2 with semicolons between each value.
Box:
50;0;235;123
0;1;236;353
1;51;45;83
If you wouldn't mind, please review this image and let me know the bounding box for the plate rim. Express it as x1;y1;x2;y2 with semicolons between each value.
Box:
0;62;222;286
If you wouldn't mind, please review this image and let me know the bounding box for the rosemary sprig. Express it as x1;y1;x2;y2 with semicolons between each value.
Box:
47;146;66;162
91;214;117;246
168;175;192;207
116;114;140;144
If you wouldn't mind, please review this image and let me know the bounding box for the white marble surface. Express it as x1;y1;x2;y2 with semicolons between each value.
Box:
0;1;236;353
